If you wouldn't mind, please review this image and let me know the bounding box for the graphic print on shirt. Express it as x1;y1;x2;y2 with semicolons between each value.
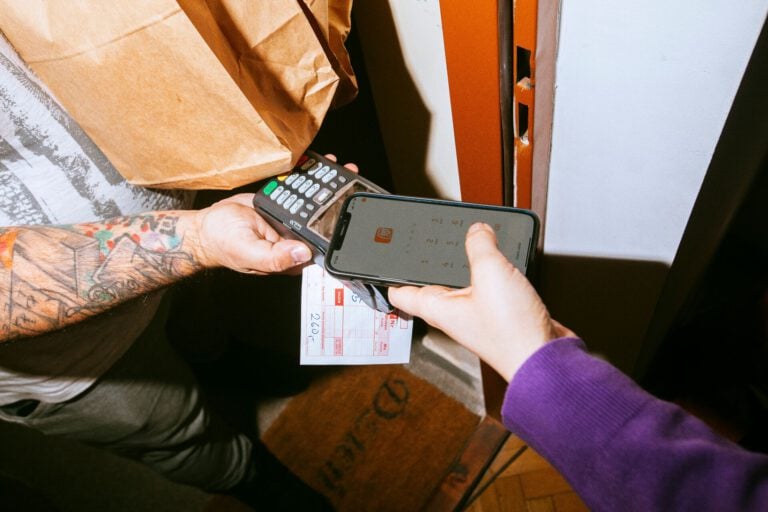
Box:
0;39;193;227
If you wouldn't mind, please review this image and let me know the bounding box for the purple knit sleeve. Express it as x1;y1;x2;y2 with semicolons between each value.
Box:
501;337;768;511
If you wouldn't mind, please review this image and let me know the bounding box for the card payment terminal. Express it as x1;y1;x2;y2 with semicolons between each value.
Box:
253;151;393;312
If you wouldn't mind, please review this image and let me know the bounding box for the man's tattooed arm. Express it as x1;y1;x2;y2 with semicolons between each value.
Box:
0;193;316;344
0;212;203;343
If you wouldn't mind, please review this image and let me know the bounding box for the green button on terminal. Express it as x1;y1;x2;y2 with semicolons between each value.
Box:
263;180;278;195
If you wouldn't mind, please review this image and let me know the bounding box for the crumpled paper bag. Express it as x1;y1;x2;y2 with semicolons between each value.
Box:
0;0;356;189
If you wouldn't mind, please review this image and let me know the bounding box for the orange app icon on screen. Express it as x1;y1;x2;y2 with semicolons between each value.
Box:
374;227;394;243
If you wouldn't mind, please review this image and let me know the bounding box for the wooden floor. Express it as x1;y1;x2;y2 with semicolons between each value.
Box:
464;435;589;512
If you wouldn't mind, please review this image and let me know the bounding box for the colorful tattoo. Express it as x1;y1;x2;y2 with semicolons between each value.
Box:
0;229;18;269
0;213;201;342
79;214;184;257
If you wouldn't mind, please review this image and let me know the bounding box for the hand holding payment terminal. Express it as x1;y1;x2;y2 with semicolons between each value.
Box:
253;151;393;312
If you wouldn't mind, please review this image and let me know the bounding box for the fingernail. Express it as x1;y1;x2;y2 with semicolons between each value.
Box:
468;222;489;234
291;245;312;264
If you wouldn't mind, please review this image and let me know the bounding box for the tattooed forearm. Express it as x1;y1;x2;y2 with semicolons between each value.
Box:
0;211;201;342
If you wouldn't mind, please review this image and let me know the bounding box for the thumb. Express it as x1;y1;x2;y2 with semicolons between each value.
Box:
388;286;422;315
465;223;510;286
264;240;312;272
237;237;312;273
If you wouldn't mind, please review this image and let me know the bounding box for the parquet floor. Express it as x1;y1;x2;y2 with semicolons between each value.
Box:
465;434;589;512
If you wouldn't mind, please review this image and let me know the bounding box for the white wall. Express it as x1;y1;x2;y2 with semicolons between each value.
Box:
540;1;768;371
545;1;768;264
354;0;460;200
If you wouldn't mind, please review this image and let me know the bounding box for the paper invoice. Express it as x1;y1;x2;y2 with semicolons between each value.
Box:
300;264;413;365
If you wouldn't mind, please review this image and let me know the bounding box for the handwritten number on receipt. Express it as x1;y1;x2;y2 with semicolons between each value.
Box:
309;312;321;342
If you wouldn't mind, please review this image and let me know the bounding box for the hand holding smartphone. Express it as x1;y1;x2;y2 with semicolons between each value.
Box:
325;193;539;288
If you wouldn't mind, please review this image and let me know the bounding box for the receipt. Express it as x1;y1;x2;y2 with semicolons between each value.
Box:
300;264;413;365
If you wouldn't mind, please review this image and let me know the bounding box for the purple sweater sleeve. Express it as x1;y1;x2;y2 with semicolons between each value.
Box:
501;337;768;511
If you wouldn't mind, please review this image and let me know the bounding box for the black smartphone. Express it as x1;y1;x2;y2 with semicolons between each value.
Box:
325;193;539;288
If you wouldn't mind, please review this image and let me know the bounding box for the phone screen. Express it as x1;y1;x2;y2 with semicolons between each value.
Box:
326;194;538;288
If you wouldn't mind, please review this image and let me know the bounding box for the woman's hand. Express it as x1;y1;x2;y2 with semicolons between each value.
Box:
389;223;574;381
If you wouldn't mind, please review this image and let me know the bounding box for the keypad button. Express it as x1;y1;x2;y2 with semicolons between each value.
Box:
263;180;278;195
285;173;299;185
300;158;316;171
338;176;348;184
299;179;313;193
290;198;304;214
291;175;306;189
330;182;338;189
283;194;297;208
314;165;330;179
276;190;290;205
299;211;309;219
305;204;315;211
306;183;320;198
321;169;337;183
307;162;322;175
270;185;285;200
313;188;332;204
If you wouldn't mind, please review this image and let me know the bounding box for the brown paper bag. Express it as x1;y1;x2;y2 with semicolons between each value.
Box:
0;0;356;190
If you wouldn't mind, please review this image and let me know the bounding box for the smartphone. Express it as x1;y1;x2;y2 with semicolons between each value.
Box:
325;193;539;288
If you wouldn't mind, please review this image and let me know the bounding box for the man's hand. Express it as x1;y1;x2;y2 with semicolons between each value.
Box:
191;155;359;275
192;193;312;274
388;223;574;381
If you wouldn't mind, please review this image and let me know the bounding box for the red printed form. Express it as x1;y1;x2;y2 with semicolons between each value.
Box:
300;264;413;365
